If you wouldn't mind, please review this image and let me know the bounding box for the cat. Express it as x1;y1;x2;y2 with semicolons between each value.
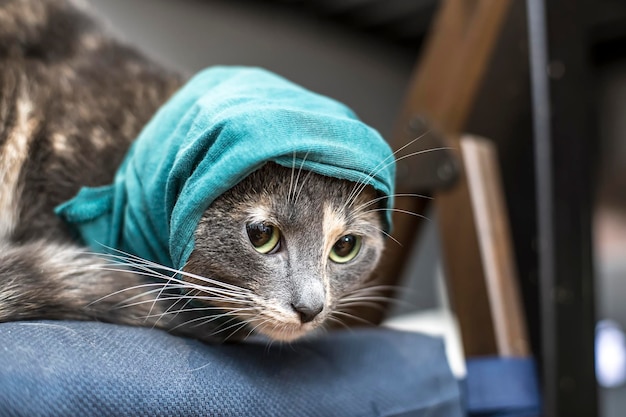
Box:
0;0;391;342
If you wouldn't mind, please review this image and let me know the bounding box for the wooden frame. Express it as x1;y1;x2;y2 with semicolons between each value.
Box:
374;0;531;358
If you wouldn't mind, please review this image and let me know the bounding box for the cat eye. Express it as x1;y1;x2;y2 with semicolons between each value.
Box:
246;222;281;254
329;235;362;263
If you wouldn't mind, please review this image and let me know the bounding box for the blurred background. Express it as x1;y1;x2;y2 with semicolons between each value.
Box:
85;0;626;415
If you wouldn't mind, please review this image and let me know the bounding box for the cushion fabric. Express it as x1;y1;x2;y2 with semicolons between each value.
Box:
0;321;462;417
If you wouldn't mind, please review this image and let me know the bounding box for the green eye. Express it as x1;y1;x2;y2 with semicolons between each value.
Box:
246;222;281;254
329;235;362;263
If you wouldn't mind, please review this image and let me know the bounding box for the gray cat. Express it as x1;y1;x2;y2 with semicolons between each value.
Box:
0;0;392;342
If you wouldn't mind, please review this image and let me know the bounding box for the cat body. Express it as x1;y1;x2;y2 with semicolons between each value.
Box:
0;0;390;342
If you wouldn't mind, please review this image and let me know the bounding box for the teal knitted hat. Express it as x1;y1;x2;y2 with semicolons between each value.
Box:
55;67;396;269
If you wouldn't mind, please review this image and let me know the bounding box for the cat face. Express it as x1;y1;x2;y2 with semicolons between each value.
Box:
184;163;385;342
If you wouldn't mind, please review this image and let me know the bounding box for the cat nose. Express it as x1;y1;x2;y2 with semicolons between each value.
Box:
291;278;325;323
291;301;324;324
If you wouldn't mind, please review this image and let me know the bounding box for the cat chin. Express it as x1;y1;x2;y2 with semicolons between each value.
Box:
254;321;318;342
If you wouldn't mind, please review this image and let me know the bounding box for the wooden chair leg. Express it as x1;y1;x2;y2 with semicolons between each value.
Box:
358;0;513;327
438;135;529;357
356;0;532;361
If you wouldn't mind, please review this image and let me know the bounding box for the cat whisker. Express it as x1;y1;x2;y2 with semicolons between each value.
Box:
156;287;200;324
223;314;275;342
150;298;184;327
234;313;287;343
244;316;272;340
148;262;188;321
168;309;250;333
336;284;417;311
264;335;278;353
293;168;315;206
325;315;353;333
288;151;310;203
85;264;255;319
338;295;415;310
342;284;413;299
345;146;452;213
353;193;433;214
346;283;410;292
291;149;311;206
115;293;252;311
89;265;249;303
222;320;254;343
342;131;431;210
313;324;330;338
206;314;255;336
342;131;437;212
287;150;297;205
96;249;253;294
90;256;185;316
340;295;405;303
368;224;401;246
204;314;252;331
138;305;253;319
192;292;253;303
111;290;194;310
361;207;431;222
330;310;374;326
84;280;186;308
335;301;387;311
165;283;251;326
90;257;254;298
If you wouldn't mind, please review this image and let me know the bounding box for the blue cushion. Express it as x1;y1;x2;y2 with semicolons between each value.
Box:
0;321;463;417
464;357;541;417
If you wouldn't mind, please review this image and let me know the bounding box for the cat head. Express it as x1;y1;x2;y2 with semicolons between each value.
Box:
184;162;386;341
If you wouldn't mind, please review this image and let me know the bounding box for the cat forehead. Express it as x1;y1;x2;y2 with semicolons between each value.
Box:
223;163;382;231
245;197;368;233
